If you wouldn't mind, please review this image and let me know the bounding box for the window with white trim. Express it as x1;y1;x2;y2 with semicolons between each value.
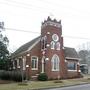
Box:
51;54;60;71
52;34;59;42
51;41;55;49
67;62;76;70
56;42;60;50
31;56;38;70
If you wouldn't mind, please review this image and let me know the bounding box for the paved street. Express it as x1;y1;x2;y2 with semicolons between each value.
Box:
45;84;90;90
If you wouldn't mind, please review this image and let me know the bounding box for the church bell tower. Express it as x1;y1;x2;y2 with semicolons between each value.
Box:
40;16;66;79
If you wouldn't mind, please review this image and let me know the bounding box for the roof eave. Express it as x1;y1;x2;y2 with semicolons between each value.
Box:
65;57;80;60
12;37;41;58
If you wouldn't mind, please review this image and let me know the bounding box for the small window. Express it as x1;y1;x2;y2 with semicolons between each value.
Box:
51;41;55;49
56;42;60;50
67;62;76;70
44;36;47;49
41;36;47;49
51;54;60;71
41;37;44;49
31;56;38;70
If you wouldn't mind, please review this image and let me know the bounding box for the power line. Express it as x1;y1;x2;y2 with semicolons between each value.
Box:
1;0;90;16
63;35;90;40
3;0;49;10
4;0;86;13
5;28;40;34
37;0;90;15
5;27;90;40
0;0;52;14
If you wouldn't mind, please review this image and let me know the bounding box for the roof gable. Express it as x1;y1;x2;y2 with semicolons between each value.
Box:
64;47;79;59
12;36;41;57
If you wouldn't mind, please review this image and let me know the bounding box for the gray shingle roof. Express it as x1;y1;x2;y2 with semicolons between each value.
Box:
12;36;40;58
64;47;79;59
12;36;79;59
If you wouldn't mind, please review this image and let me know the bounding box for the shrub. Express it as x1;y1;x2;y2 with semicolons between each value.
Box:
11;71;22;82
0;70;26;82
10;71;26;82
0;70;5;80
0;71;10;80
38;73;48;81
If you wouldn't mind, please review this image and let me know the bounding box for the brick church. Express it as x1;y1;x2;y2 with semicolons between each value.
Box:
12;16;81;80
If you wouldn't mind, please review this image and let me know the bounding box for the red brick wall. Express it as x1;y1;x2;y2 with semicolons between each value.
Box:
66;59;80;78
41;24;67;79
13;20;80;80
26;41;41;77
67;71;78;78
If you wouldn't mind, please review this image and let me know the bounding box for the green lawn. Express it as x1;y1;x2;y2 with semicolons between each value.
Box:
0;78;90;90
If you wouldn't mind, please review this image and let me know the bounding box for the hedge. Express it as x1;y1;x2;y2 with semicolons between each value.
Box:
0;70;26;82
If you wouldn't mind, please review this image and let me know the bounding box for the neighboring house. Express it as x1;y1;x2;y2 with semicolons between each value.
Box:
11;16;81;80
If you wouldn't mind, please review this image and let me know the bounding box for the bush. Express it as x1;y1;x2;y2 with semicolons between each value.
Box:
0;71;10;80
0;70;26;82
11;71;22;82
0;70;5;80
38;73;48;81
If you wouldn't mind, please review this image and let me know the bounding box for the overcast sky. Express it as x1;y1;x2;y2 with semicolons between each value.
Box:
0;0;90;52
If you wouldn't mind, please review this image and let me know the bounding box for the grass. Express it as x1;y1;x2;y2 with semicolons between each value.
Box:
0;77;90;90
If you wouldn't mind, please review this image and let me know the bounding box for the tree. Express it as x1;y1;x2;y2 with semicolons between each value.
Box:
78;50;89;64
0;22;10;70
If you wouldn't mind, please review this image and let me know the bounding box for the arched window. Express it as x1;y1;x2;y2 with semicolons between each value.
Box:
51;41;55;49
56;42;60;50
51;54;60;71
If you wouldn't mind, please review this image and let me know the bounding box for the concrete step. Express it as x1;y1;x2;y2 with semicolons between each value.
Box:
31;75;38;81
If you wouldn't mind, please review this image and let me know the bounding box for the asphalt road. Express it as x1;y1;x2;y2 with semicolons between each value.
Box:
45;84;90;90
